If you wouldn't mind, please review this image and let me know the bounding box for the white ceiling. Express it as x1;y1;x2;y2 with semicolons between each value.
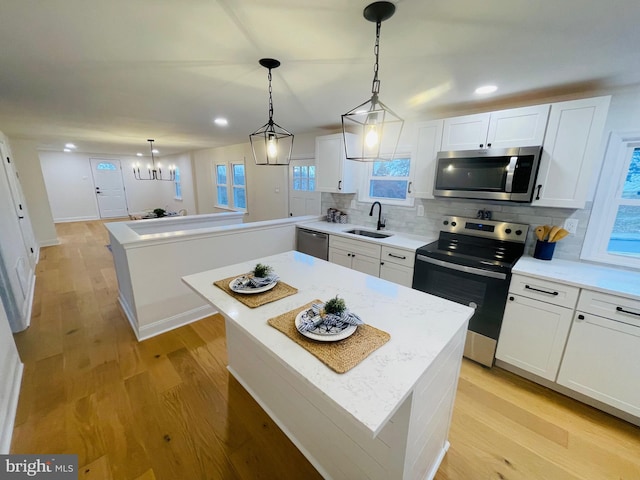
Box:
1;0;639;156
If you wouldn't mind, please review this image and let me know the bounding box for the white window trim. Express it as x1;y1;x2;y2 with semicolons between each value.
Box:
231;162;247;212
581;130;640;269
357;153;415;207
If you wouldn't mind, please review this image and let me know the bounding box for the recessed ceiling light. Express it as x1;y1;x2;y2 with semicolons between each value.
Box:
152;149;159;154
65;143;76;149
136;153;143;157
63;148;71;152
214;117;228;126
475;85;498;95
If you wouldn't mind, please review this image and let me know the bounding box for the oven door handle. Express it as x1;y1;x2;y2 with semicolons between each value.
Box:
416;254;507;280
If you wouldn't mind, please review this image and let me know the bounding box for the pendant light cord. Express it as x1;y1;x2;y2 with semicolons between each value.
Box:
267;68;274;125
371;20;381;96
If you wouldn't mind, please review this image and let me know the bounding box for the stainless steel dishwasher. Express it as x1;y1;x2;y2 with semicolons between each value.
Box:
296;228;329;260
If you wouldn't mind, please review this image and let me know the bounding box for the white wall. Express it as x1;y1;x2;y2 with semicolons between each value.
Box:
39;150;196;222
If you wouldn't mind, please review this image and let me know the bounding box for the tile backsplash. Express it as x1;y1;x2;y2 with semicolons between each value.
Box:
322;193;591;261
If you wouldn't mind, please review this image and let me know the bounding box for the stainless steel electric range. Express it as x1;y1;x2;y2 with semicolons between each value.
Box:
412;216;529;367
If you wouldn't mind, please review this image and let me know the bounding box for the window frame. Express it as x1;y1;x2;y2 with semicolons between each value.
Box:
581;131;640;268
358;153;414;207
231;162;247;212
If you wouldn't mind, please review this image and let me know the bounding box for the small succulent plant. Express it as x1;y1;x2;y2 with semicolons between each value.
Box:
252;263;273;278
323;295;346;315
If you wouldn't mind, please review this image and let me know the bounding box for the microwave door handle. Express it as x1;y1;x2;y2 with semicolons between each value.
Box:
504;156;518;193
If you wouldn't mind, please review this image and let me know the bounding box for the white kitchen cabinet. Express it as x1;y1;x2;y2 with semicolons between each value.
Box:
496;274;579;381
328;235;381;277
496;294;574;381
532;96;610;208
557;290;640;418
315;133;361;193
441;105;549;151
379;245;414;287
408;120;443;199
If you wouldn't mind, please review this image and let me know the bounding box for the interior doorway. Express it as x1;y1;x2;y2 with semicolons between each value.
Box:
90;158;128;218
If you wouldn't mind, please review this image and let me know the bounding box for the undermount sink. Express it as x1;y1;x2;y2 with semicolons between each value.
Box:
345;229;392;239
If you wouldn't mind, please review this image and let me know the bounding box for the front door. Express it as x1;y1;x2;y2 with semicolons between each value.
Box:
90;158;128;218
288;159;321;217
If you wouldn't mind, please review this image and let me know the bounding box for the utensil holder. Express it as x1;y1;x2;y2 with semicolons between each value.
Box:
533;240;556;260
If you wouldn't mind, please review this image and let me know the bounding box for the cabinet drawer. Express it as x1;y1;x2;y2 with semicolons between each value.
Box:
329;235;381;259
577;290;640;327
380;246;414;268
509;274;579;308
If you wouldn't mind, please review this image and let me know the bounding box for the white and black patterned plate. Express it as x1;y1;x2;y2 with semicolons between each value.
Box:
294;309;357;342
229;276;278;294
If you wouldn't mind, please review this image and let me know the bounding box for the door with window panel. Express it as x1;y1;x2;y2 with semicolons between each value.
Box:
289;160;320;217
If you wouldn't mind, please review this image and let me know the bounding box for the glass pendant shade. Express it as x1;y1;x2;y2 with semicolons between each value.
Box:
342;1;404;162
250;58;294;166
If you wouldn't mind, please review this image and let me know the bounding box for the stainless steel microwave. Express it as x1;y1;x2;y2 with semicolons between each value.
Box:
433;146;543;203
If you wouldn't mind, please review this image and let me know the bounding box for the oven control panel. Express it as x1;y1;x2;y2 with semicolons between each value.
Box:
440;216;529;243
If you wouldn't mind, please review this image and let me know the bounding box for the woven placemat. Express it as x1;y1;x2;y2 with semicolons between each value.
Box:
267;300;391;374
214;274;298;308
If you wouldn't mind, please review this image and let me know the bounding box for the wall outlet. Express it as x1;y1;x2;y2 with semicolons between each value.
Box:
417;205;425;217
564;218;579;234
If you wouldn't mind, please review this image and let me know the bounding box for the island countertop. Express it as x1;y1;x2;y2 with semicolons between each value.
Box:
182;250;473;437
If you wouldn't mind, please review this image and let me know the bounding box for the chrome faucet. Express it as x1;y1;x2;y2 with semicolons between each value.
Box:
369;201;386;230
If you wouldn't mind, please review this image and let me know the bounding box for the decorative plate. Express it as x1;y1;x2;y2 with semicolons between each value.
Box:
294;309;357;342
229;276;278;294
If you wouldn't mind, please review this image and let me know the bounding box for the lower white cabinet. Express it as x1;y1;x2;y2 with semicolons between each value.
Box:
496;294;573;381
379;245;414;287
556;291;640;418
328;235;381;277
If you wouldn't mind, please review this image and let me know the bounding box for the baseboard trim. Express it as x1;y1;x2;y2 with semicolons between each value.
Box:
117;296;216;341
0;357;23;454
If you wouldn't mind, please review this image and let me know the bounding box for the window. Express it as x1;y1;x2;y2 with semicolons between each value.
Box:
96;162;116;170
215;164;228;207
359;157;413;206
215;161;246;211
232;163;246;210
174;167;182;200
292;165;316;191
582;132;640;268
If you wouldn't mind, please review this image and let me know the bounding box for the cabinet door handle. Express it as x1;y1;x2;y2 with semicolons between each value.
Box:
479;143;484;148
487;142;492;147
509;296;514;301
535;184;542;200
616;306;640;317
407;181;412;194
577;314;585;320
524;285;559;296
338;180;342;190
388;253;406;260
380;261;385;266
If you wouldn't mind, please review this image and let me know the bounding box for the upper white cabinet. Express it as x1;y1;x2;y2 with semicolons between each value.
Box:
441;105;550;151
408;120;443;199
315;133;361;193
532;96;611;208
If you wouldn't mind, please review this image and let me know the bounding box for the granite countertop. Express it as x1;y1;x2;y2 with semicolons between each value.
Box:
297;220;435;251
514;256;640;301
182;250;473;436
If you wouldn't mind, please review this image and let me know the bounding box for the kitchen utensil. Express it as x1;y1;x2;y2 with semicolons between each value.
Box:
542;225;552;240
548;226;561;242
534;226;546;241
551;228;569;242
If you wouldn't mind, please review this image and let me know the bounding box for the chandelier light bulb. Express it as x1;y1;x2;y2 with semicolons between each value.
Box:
365;125;379;148
267;135;278;158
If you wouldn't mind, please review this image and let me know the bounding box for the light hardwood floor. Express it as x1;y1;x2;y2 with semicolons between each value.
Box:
10;220;640;479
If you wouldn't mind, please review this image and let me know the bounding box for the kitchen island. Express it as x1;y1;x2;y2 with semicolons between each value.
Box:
182;251;473;480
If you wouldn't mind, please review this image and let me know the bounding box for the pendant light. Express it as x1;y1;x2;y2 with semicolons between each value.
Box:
133;139;175;181
250;58;294;166
342;1;403;162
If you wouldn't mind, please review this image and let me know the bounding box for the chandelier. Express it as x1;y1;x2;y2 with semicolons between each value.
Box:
249;58;294;166
133;139;175;181
341;1;404;161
